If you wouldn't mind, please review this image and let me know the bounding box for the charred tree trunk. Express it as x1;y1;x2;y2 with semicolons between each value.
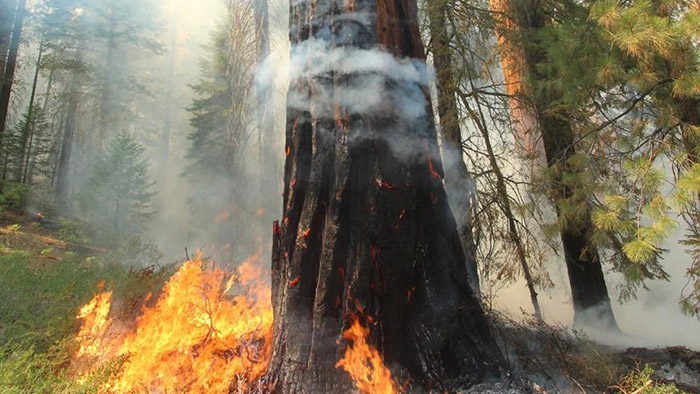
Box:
426;0;481;296
0;0;25;139
513;0;618;329
266;1;502;392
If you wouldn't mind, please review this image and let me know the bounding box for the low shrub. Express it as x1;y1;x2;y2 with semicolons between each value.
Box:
0;182;30;212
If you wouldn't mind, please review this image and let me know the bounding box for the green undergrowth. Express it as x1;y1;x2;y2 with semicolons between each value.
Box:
612;364;685;394
0;248;174;393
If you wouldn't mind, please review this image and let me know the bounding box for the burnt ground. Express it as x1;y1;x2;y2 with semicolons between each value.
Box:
617;347;700;392
481;313;700;394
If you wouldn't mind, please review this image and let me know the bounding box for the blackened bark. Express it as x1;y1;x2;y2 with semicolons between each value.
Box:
426;0;481;296
0;0;25;139
266;1;502;392
514;0;618;330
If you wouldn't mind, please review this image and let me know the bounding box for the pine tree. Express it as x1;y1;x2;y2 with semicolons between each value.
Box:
79;133;156;243
184;9;259;256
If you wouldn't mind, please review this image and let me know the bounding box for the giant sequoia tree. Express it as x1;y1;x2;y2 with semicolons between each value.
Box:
266;0;502;392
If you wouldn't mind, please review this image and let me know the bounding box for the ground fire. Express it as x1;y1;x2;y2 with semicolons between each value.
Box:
74;252;273;393
73;252;396;393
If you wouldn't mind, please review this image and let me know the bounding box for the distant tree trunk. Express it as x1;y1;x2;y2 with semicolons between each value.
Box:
155;25;176;212
160;31;175;167
512;0;619;329
42;68;54;110
18;41;42;183
489;0;541;159
266;1;502;392
98;23;116;145
427;0;481;296
56;51;83;208
0;0;26;140
254;0;279;238
0;0;17;79
465;85;542;319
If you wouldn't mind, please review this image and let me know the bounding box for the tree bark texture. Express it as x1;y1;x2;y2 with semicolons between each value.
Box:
426;0;481;296
266;1;502;392
513;0;618;329
488;0;541;160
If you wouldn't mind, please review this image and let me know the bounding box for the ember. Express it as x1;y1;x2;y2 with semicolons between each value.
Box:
289;277;300;288
423;140;442;180
375;178;396;190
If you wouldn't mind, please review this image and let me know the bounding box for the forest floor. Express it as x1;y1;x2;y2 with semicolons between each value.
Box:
0;208;699;393
0;210;103;266
485;314;700;393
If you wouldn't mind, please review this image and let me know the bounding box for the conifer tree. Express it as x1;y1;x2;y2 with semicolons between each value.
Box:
79;133;156;243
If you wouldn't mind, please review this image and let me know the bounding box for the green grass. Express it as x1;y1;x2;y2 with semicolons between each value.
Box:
0;249;172;393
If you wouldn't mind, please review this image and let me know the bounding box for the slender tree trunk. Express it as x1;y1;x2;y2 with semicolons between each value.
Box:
266;1;502;392
42;68;54;110
513;0;619;330
154;25;176;213
56;51;83;209
465;86;542;319
254;0;279;239
18;41;42;182
98;24;116;146
427;0;481;296
0;0;26;140
0;0;17;79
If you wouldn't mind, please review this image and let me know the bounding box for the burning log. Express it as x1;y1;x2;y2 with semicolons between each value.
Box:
33;212;61;229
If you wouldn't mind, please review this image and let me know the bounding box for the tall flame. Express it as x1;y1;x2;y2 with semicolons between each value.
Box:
76;290;113;358
336;317;399;394
75;252;272;393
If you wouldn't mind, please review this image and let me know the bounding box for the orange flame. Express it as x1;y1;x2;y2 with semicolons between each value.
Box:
336;317;399;394
76;290;113;358
215;210;230;223
74;253;272;393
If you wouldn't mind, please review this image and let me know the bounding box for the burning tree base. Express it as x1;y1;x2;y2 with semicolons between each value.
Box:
73;253;405;394
264;0;503;392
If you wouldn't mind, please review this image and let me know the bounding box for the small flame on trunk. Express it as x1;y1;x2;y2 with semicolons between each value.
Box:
336;315;399;394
